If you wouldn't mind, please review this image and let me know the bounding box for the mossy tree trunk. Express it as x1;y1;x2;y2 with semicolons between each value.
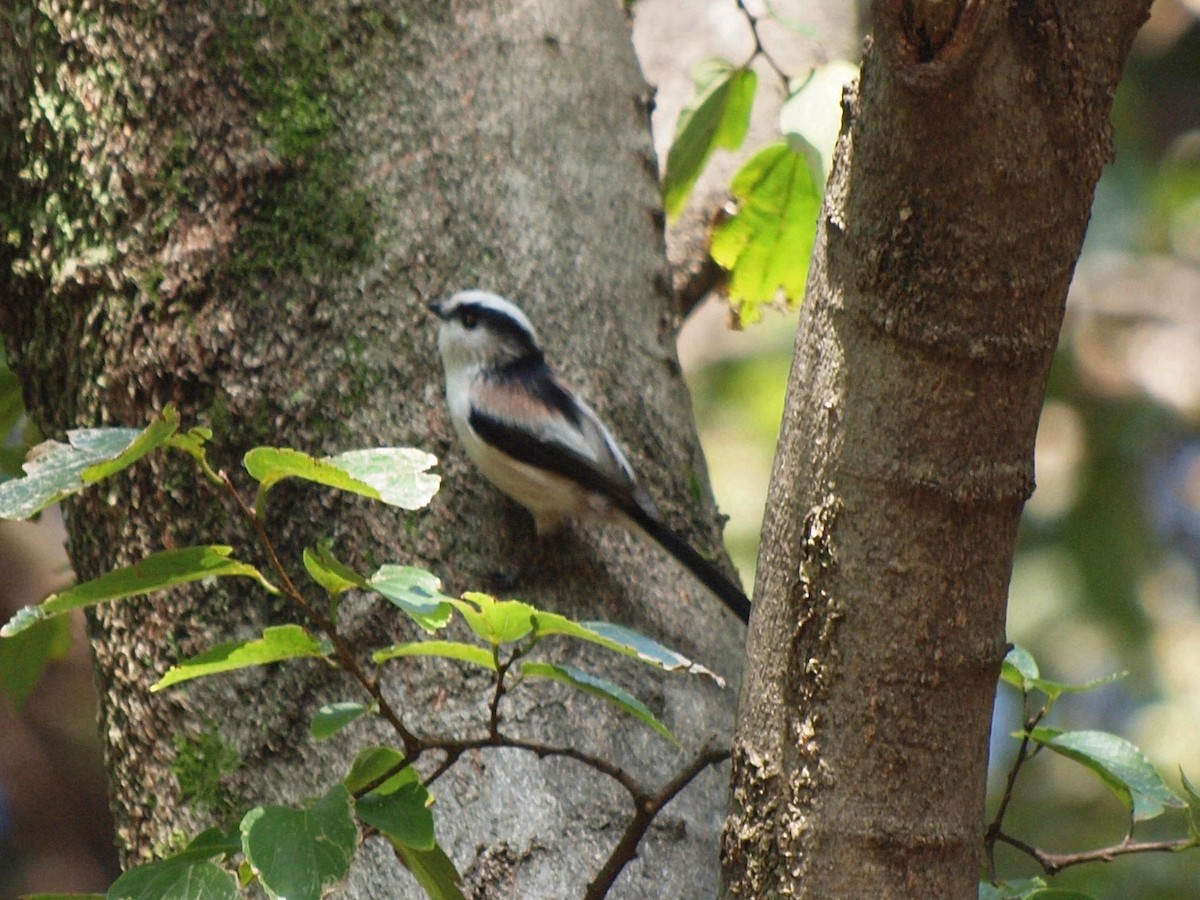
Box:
722;1;1152;897
0;1;745;896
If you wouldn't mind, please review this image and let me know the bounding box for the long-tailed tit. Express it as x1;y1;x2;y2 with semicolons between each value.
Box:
428;289;751;623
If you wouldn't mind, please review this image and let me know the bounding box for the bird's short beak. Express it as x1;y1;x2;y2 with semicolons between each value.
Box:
426;300;445;319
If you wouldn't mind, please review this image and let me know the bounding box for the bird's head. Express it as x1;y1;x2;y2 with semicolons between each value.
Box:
428;290;543;372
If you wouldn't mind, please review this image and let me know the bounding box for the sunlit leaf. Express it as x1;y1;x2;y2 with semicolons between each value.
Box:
0;613;72;710
106;856;238;900
367;565;454;633
303;543;366;597
532;613;723;685
153;625;329;691
331;448;440;510
373;640;496;671
451;592;535;645
2;546;274;638
1031;728;1185;822
83;406;180;483
521;661;676;744
241;786;357;900
393;843;464;900
311;702;371;741
662;58;757;219
244;446;439;513
0;406;179;520
711;141;820;324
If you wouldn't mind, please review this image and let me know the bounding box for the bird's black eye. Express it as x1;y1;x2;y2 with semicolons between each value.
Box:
460;308;479;329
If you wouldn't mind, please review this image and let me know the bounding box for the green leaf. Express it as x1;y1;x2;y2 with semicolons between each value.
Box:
0;613;72;710
241;786;358;900
311;702;371;740
83;406;180;483
331;448;441;510
450;593;536;645
303;543;366;597
2;546;274;638
178;826;242;861
355;769;435;850
373;639;496;670
0;407;180;520
22;895;106;900
153;625;329;691
532;614;724;686
662;59;757;219
711;141;820;324
366;565;454;633
244;446;439;513
521;661;676;744
1000;644;1040;690
1000;646;1125;704
166;426;213;462
106;856;238;900
1031;728;1185;822
393;843;464;900
343;746;407;795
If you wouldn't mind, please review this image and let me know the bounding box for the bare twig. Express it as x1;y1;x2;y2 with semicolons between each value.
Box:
994;831;1199;876
983;701;1047;881
735;0;789;87
585;744;730;900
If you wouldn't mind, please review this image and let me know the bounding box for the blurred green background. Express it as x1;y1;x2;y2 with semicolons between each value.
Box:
3;3;1200;897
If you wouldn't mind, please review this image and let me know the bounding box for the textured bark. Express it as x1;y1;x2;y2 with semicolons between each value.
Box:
723;1;1152;897
0;1;745;896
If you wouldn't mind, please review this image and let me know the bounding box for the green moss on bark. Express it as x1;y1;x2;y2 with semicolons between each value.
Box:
211;0;383;286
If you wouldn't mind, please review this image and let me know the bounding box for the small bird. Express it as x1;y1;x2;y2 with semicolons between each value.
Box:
428;289;751;623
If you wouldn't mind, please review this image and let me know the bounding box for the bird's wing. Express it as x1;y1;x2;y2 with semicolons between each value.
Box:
469;369;640;495
469;372;751;623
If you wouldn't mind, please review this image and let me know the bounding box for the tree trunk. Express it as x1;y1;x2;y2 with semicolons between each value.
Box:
0;1;744;896
723;1;1151;897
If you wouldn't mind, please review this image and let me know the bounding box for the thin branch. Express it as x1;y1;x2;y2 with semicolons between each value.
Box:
984;699;1047;881
585;744;730;900
735;0;789;87
994;831;1199;876
423;734;646;798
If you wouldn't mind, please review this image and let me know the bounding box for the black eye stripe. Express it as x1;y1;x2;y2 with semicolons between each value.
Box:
454;302;539;355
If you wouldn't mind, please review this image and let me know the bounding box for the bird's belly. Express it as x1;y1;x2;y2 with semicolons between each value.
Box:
454;419;601;529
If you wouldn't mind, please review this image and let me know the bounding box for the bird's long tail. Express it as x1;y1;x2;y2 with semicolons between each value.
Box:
622;501;752;623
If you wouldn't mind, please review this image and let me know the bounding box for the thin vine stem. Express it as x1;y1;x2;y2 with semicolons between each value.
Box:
219;470;422;757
